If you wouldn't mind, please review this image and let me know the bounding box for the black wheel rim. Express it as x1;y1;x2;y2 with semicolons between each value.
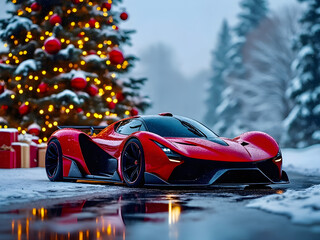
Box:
122;142;142;183
46;142;59;177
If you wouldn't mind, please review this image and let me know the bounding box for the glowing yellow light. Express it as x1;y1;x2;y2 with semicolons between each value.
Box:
11;94;15;99
117;64;121;69
106;60;111;65
49;11;53;15
69;63;73;68
88;2;93;6
86;77;90;81
69;105;74;109
66;40;70;44
18;127;21;131
53;121;58;126
4;43;7;47
111;73;116;78
29;75;33;79
29;86;33;91
43;137;47;142
14;40;18;45
112;25;117;30
48;123;53;128
42;127;46;132
45;31;49;35
125;110;130;115
80;60;85;65
61;38;65;43
42;70;46;75
40;36;45;40
79;44;83;49
71;22;75;26
19;89;23;94
22;130;26;134
84;37;89;41
105;85;112;90
35;76;39;80
15;59;19;64
39;110;44;114
24;50;27;54
106;97;112;102
72;8;77;13
19;51;23;55
66;109;70;114
54;85;58;89
8;53;12;57
86;113;91;117
15;76;21;81
103;12;108;17
67;9;71;14
44;16;49;21
97;51;102;55
59;68;63;72
82;51;87;56
111;92;115;96
53;67;58;71
98;44;103;48
85;23;90;28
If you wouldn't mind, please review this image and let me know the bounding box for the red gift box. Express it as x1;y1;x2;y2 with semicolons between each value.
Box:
12;142;29;168
0;129;18;146
30;143;38;168
0;145;16;169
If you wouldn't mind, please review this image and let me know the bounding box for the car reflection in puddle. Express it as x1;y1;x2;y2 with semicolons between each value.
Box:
1;192;202;240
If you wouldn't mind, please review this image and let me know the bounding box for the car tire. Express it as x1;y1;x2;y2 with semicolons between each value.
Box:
45;138;63;182
121;138;145;187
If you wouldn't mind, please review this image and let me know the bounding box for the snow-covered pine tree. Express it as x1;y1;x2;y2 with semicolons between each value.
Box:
238;7;300;142
0;0;150;142
204;20;232;128
214;0;268;138
283;0;320;148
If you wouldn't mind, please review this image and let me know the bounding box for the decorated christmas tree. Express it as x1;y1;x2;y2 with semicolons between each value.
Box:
0;0;150;143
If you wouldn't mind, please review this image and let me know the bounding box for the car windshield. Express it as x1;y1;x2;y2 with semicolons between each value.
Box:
142;116;218;138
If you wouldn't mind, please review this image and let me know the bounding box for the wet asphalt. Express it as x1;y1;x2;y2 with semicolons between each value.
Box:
0;171;319;240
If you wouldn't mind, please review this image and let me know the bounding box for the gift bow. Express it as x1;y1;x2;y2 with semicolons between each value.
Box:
0;144;15;152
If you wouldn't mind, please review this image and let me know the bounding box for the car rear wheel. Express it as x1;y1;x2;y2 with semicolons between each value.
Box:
45;139;63;182
121;138;145;187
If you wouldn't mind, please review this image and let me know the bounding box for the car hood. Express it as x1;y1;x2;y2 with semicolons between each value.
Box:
165;137;275;162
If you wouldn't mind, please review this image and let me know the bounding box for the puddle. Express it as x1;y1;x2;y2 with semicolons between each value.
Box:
0;192;202;240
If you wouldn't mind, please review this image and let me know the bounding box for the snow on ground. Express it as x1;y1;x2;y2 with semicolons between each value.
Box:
248;144;320;229
282;144;320;176
0;168;121;208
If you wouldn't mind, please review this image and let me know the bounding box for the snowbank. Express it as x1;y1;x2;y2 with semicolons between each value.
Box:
247;185;320;228
248;144;320;229
282;144;320;176
0;168;119;208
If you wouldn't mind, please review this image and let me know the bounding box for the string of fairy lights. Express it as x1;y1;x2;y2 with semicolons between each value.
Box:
0;0;140;143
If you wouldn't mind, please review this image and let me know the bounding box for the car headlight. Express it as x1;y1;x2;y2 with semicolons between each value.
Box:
154;141;182;163
273;151;282;163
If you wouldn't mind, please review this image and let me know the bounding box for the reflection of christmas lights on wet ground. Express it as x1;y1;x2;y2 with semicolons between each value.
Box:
2;195;197;240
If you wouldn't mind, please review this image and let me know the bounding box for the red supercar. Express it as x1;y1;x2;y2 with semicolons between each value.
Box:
45;113;289;187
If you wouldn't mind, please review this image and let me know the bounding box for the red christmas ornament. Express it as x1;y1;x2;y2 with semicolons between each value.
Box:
130;108;139;116
88;18;97;28
114;25;119;31
89;50;96;55
38;82;48;93
72;0;80;4
101;2;112;11
19;103;30;116
0;83;5;94
87;84;98;96
71;77;87;90
109;49;124;65
108;102;116;110
78;32;85;38
120;12;128;21
49;14;61;25
44;37;61;54
31;2;41;11
28;123;41;136
1;105;8;111
116;92;125;102
76;107;83;113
